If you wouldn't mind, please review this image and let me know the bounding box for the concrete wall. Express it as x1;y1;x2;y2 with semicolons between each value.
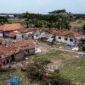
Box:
16;34;22;40
14;48;35;61
55;35;77;46
0;48;35;63
14;51;24;61
28;48;35;55
23;48;35;56
34;31;41;40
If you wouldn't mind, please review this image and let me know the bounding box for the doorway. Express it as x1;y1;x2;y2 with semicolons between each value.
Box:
11;54;15;61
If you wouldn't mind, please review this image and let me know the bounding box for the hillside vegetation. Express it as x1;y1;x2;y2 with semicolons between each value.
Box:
1;9;85;32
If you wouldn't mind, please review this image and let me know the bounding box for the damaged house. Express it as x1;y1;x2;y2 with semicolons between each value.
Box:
0;40;35;64
18;28;38;40
35;31;52;41
49;29;81;46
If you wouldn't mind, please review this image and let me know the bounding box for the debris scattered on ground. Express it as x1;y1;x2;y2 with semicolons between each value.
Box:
35;48;42;54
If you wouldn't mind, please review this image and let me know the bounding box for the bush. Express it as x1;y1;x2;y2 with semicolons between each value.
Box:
26;60;72;85
0;66;9;72
26;62;46;81
0;66;17;72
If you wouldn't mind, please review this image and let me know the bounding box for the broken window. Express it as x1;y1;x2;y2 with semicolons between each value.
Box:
65;37;68;41
70;39;73;42
58;36;61;39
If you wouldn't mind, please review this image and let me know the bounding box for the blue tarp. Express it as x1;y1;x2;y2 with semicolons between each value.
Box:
80;53;85;56
6;77;18;84
79;52;85;56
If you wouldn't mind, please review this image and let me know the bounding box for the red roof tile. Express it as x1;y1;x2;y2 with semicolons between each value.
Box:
0;45;17;57
0;40;35;57
9;40;35;49
18;28;37;33
51;29;80;38
51;29;60;35
0;23;24;31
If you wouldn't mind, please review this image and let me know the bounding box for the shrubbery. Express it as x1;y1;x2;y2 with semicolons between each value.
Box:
26;60;72;85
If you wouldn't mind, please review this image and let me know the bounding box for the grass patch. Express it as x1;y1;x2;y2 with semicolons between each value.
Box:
34;50;85;81
64;57;85;67
61;66;85;81
34;50;73;62
61;57;85;81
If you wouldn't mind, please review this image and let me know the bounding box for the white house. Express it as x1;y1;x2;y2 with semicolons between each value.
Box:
55;36;77;46
50;30;81;46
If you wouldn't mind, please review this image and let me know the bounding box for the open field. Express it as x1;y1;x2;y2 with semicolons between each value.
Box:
61;57;85;81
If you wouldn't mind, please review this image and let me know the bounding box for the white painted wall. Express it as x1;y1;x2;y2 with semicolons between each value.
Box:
55;35;77;46
40;32;46;38
0;32;3;37
16;34;22;40
34;31;41;39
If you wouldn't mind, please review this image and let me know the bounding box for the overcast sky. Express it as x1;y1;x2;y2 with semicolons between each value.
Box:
0;0;84;14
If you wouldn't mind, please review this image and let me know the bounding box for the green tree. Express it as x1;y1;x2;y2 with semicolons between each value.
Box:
0;16;8;25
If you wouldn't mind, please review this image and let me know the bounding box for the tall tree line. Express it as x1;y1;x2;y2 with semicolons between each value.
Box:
18;10;72;30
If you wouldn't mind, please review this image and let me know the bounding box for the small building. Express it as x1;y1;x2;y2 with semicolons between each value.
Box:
50;29;81;46
0;40;35;64
18;28;37;40
0;23;24;38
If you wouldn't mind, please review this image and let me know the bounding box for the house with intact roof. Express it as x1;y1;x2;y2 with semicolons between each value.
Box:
0;23;24;40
